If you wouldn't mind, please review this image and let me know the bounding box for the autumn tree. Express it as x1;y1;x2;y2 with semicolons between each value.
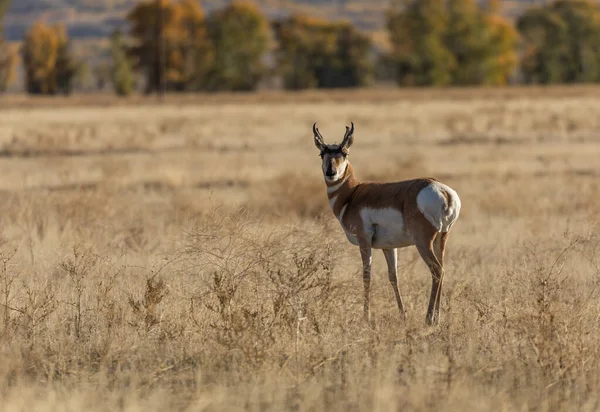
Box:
0;0;14;92
205;1;270;91
481;9;519;85
273;14;373;90
386;0;517;86
127;0;212;93
179;0;213;90
518;0;600;84
110;28;135;96
21;21;79;95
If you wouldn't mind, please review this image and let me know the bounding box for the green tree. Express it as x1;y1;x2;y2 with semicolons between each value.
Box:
328;22;373;88
518;6;569;84
0;0;14;92
273;15;330;90
206;1;270;91
273;14;372;90
444;0;486;84
387;0;455;86
518;0;600;84
110;29;135;96
55;26;79;94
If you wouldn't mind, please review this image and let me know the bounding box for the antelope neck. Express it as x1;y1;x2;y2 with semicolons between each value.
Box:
326;163;359;217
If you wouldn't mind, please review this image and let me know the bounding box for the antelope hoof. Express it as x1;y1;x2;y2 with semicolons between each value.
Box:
425;313;439;326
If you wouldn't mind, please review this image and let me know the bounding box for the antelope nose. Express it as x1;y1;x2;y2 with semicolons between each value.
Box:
326;168;336;177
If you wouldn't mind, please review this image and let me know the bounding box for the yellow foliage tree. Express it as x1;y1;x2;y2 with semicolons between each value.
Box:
21;21;79;95
127;0;212;93
483;14;519;85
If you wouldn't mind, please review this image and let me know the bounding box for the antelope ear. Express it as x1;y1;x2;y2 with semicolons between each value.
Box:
341;122;354;151
313;122;325;151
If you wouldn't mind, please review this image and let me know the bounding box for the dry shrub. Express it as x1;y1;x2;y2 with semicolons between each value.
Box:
128;275;168;332
257;172;328;218
447;235;600;411
182;209;345;373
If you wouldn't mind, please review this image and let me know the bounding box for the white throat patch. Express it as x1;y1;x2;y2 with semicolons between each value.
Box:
327;176;348;193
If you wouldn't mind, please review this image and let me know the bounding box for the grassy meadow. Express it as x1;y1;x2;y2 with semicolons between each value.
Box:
0;87;600;411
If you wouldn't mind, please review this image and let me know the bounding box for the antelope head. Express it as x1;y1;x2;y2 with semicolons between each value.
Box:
313;122;354;182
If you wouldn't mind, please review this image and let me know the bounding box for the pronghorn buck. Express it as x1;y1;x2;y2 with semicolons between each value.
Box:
312;122;461;325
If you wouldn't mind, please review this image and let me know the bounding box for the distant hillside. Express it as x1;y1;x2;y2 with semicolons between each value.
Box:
0;0;581;42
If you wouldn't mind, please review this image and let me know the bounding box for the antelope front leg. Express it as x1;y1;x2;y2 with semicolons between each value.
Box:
359;245;372;322
383;248;406;319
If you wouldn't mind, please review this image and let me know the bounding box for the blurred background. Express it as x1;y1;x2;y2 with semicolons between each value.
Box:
1;0;599;96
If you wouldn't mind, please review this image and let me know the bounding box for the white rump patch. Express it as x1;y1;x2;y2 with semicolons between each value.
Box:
416;182;461;232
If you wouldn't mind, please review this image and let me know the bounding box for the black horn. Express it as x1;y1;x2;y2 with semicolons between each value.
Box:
313;122;326;150
341;121;355;150
313;122;324;142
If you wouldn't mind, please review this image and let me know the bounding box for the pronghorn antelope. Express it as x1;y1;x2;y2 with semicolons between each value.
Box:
312;122;461;325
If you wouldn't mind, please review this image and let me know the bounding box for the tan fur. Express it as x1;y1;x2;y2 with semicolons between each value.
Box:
327;163;440;235
314;122;461;326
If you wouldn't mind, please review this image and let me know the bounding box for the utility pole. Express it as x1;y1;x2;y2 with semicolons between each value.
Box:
156;0;166;101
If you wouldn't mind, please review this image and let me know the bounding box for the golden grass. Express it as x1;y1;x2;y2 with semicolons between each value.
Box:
4;84;600;108
1;88;600;411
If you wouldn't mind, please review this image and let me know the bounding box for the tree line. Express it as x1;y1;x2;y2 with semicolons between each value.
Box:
2;0;600;95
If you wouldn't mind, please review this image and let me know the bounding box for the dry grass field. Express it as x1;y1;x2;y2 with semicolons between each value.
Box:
1;87;600;411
